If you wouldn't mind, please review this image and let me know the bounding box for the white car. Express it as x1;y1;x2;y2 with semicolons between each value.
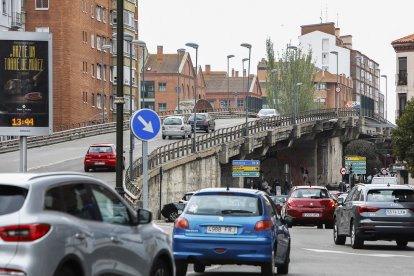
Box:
162;116;191;139
256;108;279;119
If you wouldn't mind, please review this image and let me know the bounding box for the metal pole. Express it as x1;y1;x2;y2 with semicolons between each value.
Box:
129;42;134;182
115;0;124;196
193;47;198;152
227;55;234;111
101;50;105;123
336;53;339;113
381;75;388;121
142;48;145;108
143;140;148;209
177;49;185;113
241;44;252;136
19;136;27;172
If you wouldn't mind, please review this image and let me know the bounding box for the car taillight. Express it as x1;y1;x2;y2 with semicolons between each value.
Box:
358;206;380;214
162;126;165;130
0;268;26;276
0;224;51;242
175;218;189;229
203;119;208;126
254;220;272;231
328;200;336;208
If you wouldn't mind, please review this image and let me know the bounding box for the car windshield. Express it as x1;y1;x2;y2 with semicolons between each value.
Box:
189;114;206;120
272;196;286;203
258;109;275;115
366;189;414;202
89;146;112;153
185;194;261;216
164;117;183;125
291;188;329;199
0;185;28;215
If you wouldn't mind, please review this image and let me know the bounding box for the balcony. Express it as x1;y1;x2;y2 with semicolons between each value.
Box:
11;12;22;28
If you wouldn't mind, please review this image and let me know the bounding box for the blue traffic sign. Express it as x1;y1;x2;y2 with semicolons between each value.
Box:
232;160;260;166
130;109;161;141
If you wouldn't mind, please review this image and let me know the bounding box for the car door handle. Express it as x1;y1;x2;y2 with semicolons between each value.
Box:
111;236;121;244
75;232;86;240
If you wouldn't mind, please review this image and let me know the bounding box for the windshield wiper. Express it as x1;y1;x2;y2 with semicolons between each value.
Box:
221;209;254;214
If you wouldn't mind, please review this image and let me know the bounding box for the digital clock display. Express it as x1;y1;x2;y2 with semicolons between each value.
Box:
11;117;35;127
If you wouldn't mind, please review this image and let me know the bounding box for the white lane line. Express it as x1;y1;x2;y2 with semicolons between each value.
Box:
28;156;84;171
303;248;413;258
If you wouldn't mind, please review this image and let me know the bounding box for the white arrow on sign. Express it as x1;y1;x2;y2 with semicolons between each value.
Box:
138;115;154;133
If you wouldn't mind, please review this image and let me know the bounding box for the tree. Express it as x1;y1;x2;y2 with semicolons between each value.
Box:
392;99;414;177
344;140;382;176
265;37;316;115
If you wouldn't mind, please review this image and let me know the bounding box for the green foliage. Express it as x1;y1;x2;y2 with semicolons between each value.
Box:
344;140;382;176
392;99;414;177
265;37;316;115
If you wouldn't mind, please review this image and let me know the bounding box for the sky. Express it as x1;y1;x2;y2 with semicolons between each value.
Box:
139;0;414;124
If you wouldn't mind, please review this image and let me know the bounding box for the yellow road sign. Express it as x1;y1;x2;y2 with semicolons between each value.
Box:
345;156;366;161
232;166;260;172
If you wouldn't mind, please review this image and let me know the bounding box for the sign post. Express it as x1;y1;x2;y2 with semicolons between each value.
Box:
345;156;366;189
130;109;161;209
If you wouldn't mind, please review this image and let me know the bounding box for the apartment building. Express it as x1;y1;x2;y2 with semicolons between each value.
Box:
204;65;263;111
24;0;139;130
299;22;383;117
0;0;23;31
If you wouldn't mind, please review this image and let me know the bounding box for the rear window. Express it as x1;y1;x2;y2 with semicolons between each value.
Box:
164;118;183;125
185;194;261;216
259;109;275;115
371;177;398;184
0;185;28;215
88;146;113;153
291;188;330;199
366;189;414;202
189;114;206;120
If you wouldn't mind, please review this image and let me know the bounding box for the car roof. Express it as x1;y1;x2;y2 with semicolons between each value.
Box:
293;185;327;189
356;183;413;190
195;187;264;196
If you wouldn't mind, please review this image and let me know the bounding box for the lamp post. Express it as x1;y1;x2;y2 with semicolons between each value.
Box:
242;58;249;111
177;48;186;113
132;40;146;109
227;54;235;111
330;50;339;114
241;43;252;136
101;44;111;123
287;45;298;123
381;74;388;121
185;42;199;153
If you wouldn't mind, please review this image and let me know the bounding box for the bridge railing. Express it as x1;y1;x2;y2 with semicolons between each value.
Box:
125;108;360;197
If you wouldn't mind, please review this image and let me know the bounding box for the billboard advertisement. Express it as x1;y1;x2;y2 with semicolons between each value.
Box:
0;32;52;136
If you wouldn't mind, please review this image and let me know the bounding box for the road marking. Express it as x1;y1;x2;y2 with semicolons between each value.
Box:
303;248;413;258
28;156;83;171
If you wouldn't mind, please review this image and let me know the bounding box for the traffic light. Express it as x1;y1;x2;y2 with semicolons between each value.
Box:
349;164;353;174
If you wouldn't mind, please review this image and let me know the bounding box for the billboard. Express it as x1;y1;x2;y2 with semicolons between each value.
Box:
0;32;52;136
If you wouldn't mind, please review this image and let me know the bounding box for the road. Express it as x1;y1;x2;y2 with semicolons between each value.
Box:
0;118;249;187
155;222;414;276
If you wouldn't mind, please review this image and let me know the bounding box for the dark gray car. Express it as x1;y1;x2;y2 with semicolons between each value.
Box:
333;183;414;249
0;172;174;276
187;113;215;133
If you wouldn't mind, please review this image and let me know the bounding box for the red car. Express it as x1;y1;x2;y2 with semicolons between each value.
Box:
281;186;337;229
83;143;124;172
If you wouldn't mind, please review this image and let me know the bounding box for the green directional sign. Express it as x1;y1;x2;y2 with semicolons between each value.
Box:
232;160;261;178
345;155;366;174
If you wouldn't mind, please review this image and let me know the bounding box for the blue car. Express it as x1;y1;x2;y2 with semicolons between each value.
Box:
173;188;291;276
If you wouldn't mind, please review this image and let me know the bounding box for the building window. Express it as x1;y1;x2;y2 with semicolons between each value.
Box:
103;65;107;81
91;93;95;107
97;64;101;79
90;3;94;18
91;64;95;78
2;0;6;14
83;91;88;103
102;8;107;23
398;93;407;118
398;57;407;85
237;99;244;108
109;66;114;83
322;52;328;65
96;36;101;50
82;61;88;74
96;6;101;21
158;103;167;111
97;94;102;109
123;10;134;29
91;33;94;48
316;83;327;90
81;0;87;13
35;0;48;9
35;27;49;32
158;82;167;91
220;100;230;108
322;38;329;51
110;96;114;111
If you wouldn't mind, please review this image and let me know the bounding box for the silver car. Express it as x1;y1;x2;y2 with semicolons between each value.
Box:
0;172;174;276
162;116;191;139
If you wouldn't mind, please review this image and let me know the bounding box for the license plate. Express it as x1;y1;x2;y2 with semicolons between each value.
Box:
386;209;407;216
206;226;237;234
95;162;105;165
303;213;320;217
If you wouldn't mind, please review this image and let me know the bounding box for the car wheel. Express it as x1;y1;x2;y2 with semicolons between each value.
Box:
205;127;209;133
168;210;179;222
55;266;77;276
350;221;364;249
150;258;171;276
261;248;275;276
396;240;408;248
194;263;205;273
175;260;188;276
333;218;346;245
325;221;334;229
84;166;89;172
162;135;166;140
277;243;290;275
317;224;323;229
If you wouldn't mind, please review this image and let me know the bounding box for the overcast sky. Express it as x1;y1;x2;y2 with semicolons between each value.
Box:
139;0;413;123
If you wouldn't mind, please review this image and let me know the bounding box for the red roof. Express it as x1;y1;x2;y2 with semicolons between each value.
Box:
392;34;414;44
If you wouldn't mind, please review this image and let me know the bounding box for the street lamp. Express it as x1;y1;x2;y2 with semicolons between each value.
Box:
241;43;252;136
132;40;146;109
177;48;186;113
227;54;235;111
330;50;339;114
381;74;388;121
295;82;303;122
101;44;111;123
287;45;298;123
185;42;199;153
242;58;249;110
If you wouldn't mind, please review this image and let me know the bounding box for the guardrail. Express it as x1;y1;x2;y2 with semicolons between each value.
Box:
125;108;360;198
0;108;247;154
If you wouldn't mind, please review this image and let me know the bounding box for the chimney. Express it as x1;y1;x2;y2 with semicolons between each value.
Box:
232;68;235;77
205;65;211;74
157;45;163;61
235;71;239;77
335;28;340;38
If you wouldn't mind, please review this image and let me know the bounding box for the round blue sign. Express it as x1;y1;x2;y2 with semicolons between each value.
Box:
130;109;161;141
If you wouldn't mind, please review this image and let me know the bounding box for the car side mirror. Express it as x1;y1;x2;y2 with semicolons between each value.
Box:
337;198;344;205
282;215;293;226
137;209;152;224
